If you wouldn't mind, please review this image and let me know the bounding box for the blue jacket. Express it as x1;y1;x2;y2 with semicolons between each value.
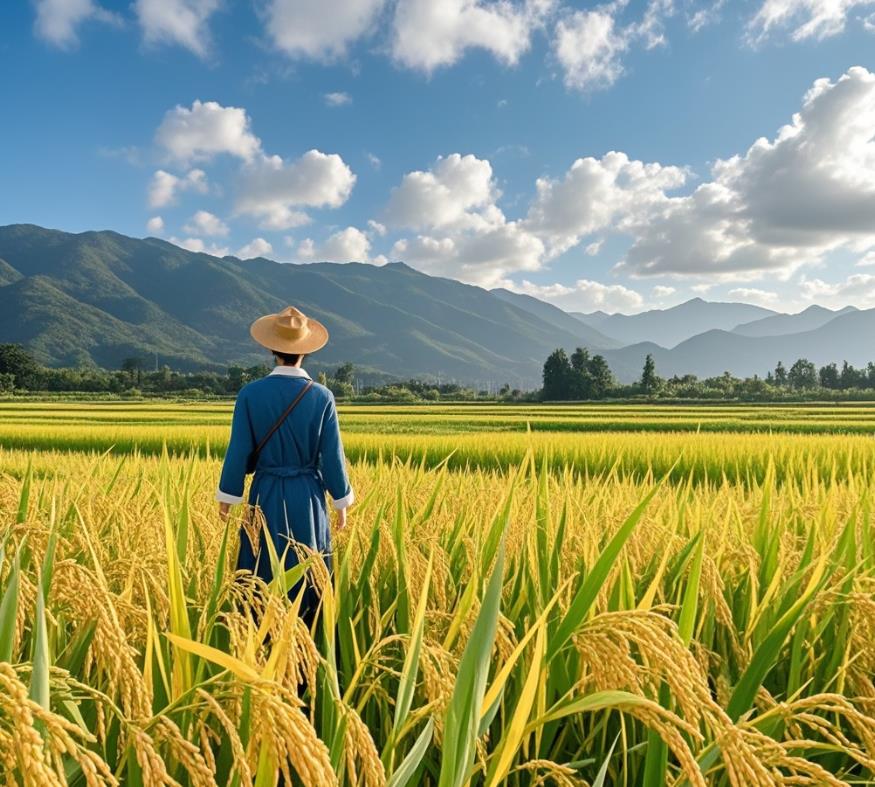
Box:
217;366;353;585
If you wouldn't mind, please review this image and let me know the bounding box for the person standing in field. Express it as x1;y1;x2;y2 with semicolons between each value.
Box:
216;306;354;622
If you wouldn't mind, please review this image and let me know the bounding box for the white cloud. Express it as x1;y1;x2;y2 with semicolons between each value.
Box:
298;227;372;262
687;0;727;32
135;0;219;57
525;151;687;258
391;224;544;286
168;236;229;256
553;1;675;92
155;100;262;164
585;239;604;256
368;219;387;236
262;0;387;59
146;216;165;234
728;287;781;306
652;285;676;298
385;153;545;285
33;0;121;49
383;149;686;286
183;209;229;236
622;67;875;278
391;0;552;73
367;152;382;170
554;8;627;91
747;0;875;43
511;278;645;312
800;273;875;307
324;91;352;107
235;149;356;230
385;153;498;231
236;238;274;259
857;250;875;266
148;168;208;208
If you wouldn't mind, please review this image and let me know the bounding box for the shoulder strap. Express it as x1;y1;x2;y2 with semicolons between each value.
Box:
253;380;313;460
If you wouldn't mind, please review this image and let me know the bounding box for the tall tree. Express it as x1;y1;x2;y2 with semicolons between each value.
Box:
788;358;817;389
640;353;660;395
570;347;590;374
542;349;573;400
334;362;355;385
819;363;839;389
0;344;40;388
774;361;787;387
588;355;615;399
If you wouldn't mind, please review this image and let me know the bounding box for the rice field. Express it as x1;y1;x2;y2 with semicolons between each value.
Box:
1;401;874;785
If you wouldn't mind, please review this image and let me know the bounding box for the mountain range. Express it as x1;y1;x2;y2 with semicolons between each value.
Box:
0;224;618;387
571;298;778;348
0;224;871;387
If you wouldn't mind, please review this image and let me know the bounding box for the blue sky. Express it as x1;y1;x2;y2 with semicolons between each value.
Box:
2;0;875;314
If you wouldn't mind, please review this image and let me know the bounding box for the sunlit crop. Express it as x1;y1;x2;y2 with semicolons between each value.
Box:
1;403;874;785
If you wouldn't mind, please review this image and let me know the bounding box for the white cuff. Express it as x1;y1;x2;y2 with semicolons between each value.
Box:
332;489;355;511
216;489;244;505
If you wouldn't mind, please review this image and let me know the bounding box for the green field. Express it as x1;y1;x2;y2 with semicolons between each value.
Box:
1;401;874;785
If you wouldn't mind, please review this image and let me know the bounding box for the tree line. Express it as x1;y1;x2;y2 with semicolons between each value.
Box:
0;345;505;402
542;347;875;401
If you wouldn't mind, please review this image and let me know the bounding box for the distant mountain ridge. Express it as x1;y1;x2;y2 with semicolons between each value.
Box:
573;298;778;348
731;305;857;337
599;309;875;382
0;224;615;387
489;288;620;349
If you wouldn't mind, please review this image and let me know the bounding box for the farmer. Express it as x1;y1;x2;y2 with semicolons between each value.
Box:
216;306;354;622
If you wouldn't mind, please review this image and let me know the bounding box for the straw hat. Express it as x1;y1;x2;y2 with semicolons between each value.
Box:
250;306;329;354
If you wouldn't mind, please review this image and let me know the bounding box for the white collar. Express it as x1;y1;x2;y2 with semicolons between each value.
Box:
268;365;311;379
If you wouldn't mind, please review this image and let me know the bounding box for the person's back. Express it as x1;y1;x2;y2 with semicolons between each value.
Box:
216;307;354;614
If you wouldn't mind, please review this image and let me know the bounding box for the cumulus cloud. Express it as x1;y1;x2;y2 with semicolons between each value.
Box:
728;287;781;306
747;0;875;43
553;1;675;92
391;0;552;73
800;273;875;307
510;278;645;313
148;168;208;208
146;216;165;234
857;250;875;267
621;67;875;278
135;0;219;57
391;225;544;286
385;153;545;285
298;227;372;262
324;91;352;107
383;149;686;285
236;238;274;259
235;150;356;230
183;209;229;236
33;0;121;49
262;0;386;59
168;236;229;256
385;153;499;232
368;219;387;236
525;151;687;258
155;100;262;164
652;285;676;298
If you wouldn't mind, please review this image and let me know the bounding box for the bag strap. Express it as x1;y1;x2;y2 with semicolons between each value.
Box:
253;379;313;461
